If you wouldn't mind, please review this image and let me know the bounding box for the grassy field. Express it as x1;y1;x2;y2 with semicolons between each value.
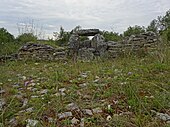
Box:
0;47;170;127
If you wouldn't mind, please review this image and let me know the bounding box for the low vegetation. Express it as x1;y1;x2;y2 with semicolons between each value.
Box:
0;45;170;126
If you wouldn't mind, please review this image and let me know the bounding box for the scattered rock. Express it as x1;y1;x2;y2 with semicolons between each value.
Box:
113;114;119;117
31;95;39;98
56;88;66;96
30;82;36;87
0;99;6;111
0;89;5;94
59;88;66;93
107;105;112;110
82;109;93;116
79;83;88;87
92;108;103;114
93;79;100;83
151;110;170;121
9;118;18;127
66;103;79;111
32;88;38;92
26;119;39;127
83;95;91;99
54;92;60;97
119;111;133;116
106;115;112;121
47;117;55;123
34;63;39;65
12;83;20;88
40;89;48;94
26;107;34;112
54;92;66;97
80;73;88;78
156;112;170;121
80;118;85;127
22;76;27;80
71;117;79;124
8;79;12;82
58;112;73;119
22;98;28;107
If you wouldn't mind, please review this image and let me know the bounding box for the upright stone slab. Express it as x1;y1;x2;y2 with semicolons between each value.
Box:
68;33;80;58
91;34;108;56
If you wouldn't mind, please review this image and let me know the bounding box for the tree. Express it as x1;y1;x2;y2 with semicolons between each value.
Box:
155;9;170;43
54;26;71;46
0;28;14;44
146;19;158;33
16;33;37;43
123;25;145;37
158;9;170;32
102;31;122;42
58;26;64;39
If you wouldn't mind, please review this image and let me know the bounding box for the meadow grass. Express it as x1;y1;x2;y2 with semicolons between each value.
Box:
0;46;170;127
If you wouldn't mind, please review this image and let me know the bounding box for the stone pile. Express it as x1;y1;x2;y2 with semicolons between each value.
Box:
18;43;66;61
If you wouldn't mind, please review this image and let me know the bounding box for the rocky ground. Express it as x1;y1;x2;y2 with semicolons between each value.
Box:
0;49;170;126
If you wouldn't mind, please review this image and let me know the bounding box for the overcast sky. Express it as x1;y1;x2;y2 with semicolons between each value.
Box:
0;0;170;38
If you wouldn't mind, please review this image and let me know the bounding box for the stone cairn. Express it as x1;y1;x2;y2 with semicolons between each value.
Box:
18;43;66;61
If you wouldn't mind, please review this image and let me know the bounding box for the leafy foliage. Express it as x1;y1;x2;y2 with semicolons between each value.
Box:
0;28;14;44
123;25;145;37
102;31;122;42
150;9;170;43
0;28;19;55
157;9;170;32
16;33;37;43
146;19;158;33
53;26;71;46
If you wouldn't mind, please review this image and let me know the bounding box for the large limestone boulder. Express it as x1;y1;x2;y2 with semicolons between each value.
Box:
79;40;91;49
78;48;95;60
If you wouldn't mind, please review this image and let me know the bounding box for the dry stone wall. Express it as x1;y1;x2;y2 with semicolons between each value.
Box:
18;43;66;61
0;29;160;62
107;31;159;58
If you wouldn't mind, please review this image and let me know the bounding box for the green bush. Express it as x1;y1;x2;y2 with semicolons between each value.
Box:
16;33;37;43
0;28;19;55
102;31;122;42
123;25;145;37
0;28;14;44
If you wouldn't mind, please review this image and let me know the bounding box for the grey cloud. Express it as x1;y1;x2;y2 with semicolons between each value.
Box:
0;0;170;37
